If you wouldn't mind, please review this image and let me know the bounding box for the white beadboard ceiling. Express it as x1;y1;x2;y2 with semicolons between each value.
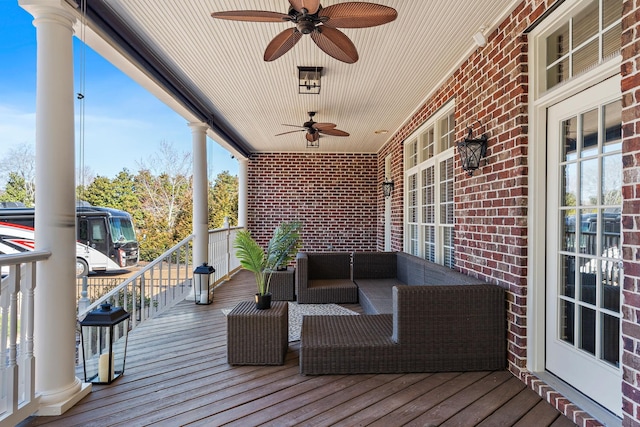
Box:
96;0;519;157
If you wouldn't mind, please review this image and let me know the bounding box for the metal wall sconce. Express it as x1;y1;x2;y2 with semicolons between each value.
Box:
298;66;322;94
382;178;394;198
457;121;488;176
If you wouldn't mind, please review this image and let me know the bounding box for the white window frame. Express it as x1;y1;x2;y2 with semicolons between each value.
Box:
404;100;456;266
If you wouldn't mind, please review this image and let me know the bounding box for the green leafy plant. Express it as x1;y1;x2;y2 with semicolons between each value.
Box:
233;221;302;296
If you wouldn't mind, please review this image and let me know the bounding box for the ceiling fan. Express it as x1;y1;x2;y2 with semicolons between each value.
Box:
211;1;397;63
276;111;350;142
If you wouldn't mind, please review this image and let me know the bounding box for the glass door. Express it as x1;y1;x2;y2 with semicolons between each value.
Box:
546;77;622;416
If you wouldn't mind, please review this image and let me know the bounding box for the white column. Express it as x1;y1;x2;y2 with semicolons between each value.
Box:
25;2;91;415
238;158;248;228
189;123;209;268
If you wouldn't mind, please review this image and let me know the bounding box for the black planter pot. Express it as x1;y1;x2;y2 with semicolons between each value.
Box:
255;293;272;310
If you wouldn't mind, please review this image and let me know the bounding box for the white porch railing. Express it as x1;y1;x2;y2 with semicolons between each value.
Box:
77;234;195;327
0;250;51;427
76;225;242;372
77;225;243;324
0;224;241;426
208;225;242;285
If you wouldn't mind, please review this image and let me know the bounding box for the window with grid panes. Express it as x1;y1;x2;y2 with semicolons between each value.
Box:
404;103;456;266
545;0;622;91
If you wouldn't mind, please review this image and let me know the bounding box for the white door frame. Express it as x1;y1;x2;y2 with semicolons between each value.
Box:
527;27;622;422
527;47;621;373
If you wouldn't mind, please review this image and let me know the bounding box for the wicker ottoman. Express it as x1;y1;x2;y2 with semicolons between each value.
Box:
269;268;295;301
227;301;288;365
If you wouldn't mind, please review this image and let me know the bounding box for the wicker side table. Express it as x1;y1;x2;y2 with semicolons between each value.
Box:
269;268;295;301
227;301;288;365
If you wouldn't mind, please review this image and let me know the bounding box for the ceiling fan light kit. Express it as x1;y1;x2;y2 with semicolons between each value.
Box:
211;1;398;63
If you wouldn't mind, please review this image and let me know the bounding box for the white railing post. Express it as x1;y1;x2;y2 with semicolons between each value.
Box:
78;276;90;314
224;217;231;280
0;250;50;426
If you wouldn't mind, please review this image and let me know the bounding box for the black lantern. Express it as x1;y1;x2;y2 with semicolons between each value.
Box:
298;66;322;94
457;122;488;176
194;263;215;305
382;178;394;198
80;302;130;384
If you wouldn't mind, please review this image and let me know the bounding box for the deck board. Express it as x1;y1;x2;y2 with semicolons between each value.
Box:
18;269;575;427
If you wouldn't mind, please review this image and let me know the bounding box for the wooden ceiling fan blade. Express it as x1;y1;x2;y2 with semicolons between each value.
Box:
275;129;305;136
264;28;302;61
288;0;320;15
320;2;398;28
320;128;350;137
313;122;337;130
281;124;306;129
310;27;358;64
211;10;289;22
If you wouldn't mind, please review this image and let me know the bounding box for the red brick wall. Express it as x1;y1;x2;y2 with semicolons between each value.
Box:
376;0;619;425
378;0;535;376
621;0;640;423
247;153;377;253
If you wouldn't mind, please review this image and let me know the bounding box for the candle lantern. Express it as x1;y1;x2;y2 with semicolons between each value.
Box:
193;263;215;305
80;302;130;384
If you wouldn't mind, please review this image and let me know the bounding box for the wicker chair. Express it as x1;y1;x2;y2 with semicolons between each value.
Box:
300;284;506;375
295;252;358;304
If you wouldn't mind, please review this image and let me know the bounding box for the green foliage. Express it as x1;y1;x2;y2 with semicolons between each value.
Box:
0;172;34;206
233;221;302;295
209;171;238;228
1;143;239;264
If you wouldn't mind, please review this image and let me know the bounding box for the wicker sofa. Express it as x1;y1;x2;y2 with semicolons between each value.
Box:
352;251;487;314
299;284;506;375
295;252;359;304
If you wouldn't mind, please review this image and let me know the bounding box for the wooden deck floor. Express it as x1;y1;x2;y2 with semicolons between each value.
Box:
19;270;575;427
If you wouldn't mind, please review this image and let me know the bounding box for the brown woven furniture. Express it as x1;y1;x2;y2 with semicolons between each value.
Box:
300;284;506;375
227;301;288;365
296;252;358;304
268;267;295;301
353;251;487;314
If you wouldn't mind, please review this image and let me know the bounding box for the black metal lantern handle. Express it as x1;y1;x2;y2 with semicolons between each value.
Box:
466;120;486;141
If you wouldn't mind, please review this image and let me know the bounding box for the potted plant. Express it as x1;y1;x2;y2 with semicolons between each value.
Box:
233;221;301;309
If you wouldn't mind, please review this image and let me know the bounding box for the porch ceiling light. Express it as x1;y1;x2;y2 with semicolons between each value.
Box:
473;27;487;47
298;66;322;94
457;121;488;176
80;302;130;384
382;178;394;198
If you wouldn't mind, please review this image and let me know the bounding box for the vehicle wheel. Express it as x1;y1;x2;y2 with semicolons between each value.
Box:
76;258;89;277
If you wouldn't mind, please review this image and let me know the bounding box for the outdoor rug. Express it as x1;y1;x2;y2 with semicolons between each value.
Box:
222;302;359;342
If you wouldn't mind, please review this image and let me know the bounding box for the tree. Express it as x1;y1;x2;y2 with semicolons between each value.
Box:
79;169;142;221
136;141;191;231
209;171;238;228
134;142;192;261
76;165;96;189
0;172;34;206
0;144;35;206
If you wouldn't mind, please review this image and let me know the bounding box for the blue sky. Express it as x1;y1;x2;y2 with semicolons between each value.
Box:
0;1;238;182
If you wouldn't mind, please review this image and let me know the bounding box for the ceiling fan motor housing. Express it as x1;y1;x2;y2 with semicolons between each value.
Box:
297;19;316;34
